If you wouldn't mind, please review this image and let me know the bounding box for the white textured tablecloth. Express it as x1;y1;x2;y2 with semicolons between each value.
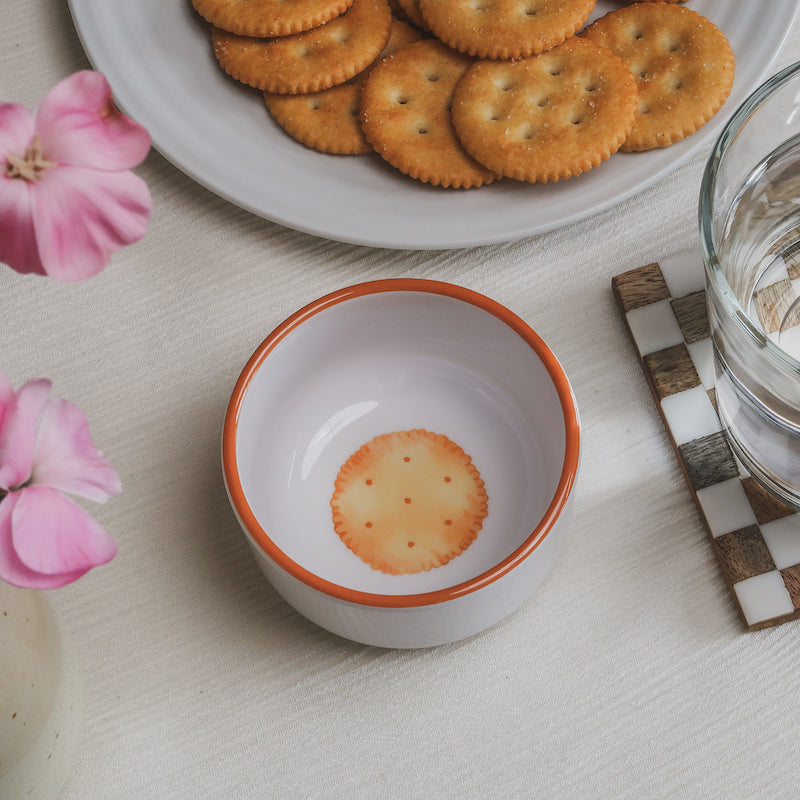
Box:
3;3;800;798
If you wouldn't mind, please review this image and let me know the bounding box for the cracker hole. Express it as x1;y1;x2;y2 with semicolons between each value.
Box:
365;521;373;528
525;7;539;16
549;67;562;76
308;100;321;111
444;476;451;483
632;29;644;40
572;117;584;125
537;97;549;108
417;126;429;135
403;456;410;462
445;519;453;526
365;479;373;486
404;497;412;504
408;541;415;547
584;84;598;93
426;72;441;82
396;94;410;105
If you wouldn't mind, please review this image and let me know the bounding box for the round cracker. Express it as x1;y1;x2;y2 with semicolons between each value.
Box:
418;0;595;60
581;4;735;151
395;0;428;30
451;36;638;183
264;18;422;154
360;39;497;188
192;0;355;38
331;430;488;575
212;0;392;94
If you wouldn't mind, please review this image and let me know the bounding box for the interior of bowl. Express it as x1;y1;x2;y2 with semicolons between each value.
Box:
225;281;578;600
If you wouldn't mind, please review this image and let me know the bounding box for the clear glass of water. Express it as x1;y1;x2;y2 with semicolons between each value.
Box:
701;60;800;508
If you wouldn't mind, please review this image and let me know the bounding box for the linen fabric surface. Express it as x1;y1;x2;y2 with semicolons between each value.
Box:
3;4;800;799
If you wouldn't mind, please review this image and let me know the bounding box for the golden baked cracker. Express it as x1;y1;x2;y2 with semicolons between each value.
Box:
192;0;355;38
212;0;392;94
581;4;735;151
395;0;428;30
418;0;595;60
360;39;497;188
264;18;422;154
451;36;637;183
331;430;488;575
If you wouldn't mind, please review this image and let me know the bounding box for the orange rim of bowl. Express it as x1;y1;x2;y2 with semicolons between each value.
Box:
221;279;580;608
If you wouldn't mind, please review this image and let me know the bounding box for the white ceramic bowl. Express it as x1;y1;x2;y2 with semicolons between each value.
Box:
222;280;580;648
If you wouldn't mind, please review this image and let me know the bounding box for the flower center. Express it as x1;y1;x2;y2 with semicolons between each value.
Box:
5;134;57;182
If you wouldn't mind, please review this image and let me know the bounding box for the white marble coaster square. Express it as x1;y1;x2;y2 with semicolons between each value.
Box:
661;386;721;446
659;251;705;298
696;477;758;537
760;516;800;569
686;338;715;389
627;299;684;356
734;570;794;627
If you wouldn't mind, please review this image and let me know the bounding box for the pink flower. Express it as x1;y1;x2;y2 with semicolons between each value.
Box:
0;370;121;589
0;71;152;282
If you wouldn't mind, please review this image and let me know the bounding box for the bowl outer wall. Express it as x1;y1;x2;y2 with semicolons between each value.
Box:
232;493;573;648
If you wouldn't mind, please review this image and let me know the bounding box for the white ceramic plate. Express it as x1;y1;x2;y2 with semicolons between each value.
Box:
67;0;798;249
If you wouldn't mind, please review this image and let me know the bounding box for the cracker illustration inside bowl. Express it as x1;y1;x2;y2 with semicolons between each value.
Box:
331;429;489;575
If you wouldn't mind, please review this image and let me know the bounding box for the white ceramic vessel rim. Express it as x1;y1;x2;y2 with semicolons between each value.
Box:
222;279;581;609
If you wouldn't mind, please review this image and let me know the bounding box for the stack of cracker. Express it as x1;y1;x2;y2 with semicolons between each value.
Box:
192;0;735;189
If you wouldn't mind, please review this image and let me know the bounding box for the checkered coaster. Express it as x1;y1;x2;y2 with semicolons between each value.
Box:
613;252;800;631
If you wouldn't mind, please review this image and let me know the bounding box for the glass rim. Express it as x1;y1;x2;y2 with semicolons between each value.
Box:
699;59;800;375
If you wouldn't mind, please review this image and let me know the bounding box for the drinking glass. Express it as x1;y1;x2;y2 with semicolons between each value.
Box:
701;61;800;508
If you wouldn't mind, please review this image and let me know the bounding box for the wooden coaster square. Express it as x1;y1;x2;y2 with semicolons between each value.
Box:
678;431;739;492
643;343;701;399
670;291;709;344
712;525;776;585
741;477;796;526
612;262;671;313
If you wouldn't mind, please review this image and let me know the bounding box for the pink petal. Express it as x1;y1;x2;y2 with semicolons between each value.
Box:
33;397;121;502
0;172;47;276
0;492;87;589
10;484;117;577
30;164;151;282
0;370;13;432
35;71;150;171
0;378;51;491
0;103;35;159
